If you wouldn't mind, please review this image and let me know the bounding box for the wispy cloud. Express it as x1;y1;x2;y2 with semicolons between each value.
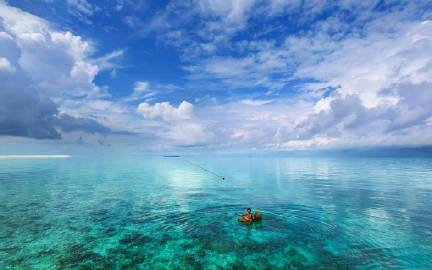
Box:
240;99;273;106
66;0;95;24
1;0;432;150
92;49;124;71
142;0;432;149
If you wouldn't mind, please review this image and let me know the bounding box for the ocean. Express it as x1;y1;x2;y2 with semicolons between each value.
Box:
0;155;431;269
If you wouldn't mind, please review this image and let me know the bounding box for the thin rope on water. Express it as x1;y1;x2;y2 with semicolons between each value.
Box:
184;160;225;180
180;158;267;223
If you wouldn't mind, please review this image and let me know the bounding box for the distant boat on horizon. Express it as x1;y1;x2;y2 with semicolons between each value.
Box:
163;155;181;157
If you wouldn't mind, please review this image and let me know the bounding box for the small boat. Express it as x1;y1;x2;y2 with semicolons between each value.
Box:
239;211;262;222
163;155;180;157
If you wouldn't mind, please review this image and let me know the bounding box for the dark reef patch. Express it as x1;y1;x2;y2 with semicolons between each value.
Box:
119;232;152;247
56;243;114;269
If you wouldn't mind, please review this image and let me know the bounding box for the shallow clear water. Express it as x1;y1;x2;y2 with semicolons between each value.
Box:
1;155;432;269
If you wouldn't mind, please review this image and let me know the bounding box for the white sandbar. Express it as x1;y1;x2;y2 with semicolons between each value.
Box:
0;155;71;159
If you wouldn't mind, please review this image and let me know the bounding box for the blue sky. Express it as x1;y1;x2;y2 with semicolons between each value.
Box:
0;0;432;152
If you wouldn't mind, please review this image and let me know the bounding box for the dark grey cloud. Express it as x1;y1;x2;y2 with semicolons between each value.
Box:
0;88;61;139
56;114;110;134
0;77;111;139
0;56;61;139
0;18;112;140
0;43;110;140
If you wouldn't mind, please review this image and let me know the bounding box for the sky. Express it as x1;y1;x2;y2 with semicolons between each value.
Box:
0;0;432;153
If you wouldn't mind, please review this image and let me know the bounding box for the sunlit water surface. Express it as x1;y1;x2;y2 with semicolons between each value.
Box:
1;155;432;269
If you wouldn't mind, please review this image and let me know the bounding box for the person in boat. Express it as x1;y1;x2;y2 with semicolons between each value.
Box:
239;208;262;222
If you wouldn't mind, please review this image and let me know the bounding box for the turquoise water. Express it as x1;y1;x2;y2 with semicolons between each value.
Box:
1;155;432;269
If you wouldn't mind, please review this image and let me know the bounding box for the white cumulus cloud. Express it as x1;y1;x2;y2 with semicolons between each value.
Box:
137;101;213;146
137;101;194;121
0;2;114;140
